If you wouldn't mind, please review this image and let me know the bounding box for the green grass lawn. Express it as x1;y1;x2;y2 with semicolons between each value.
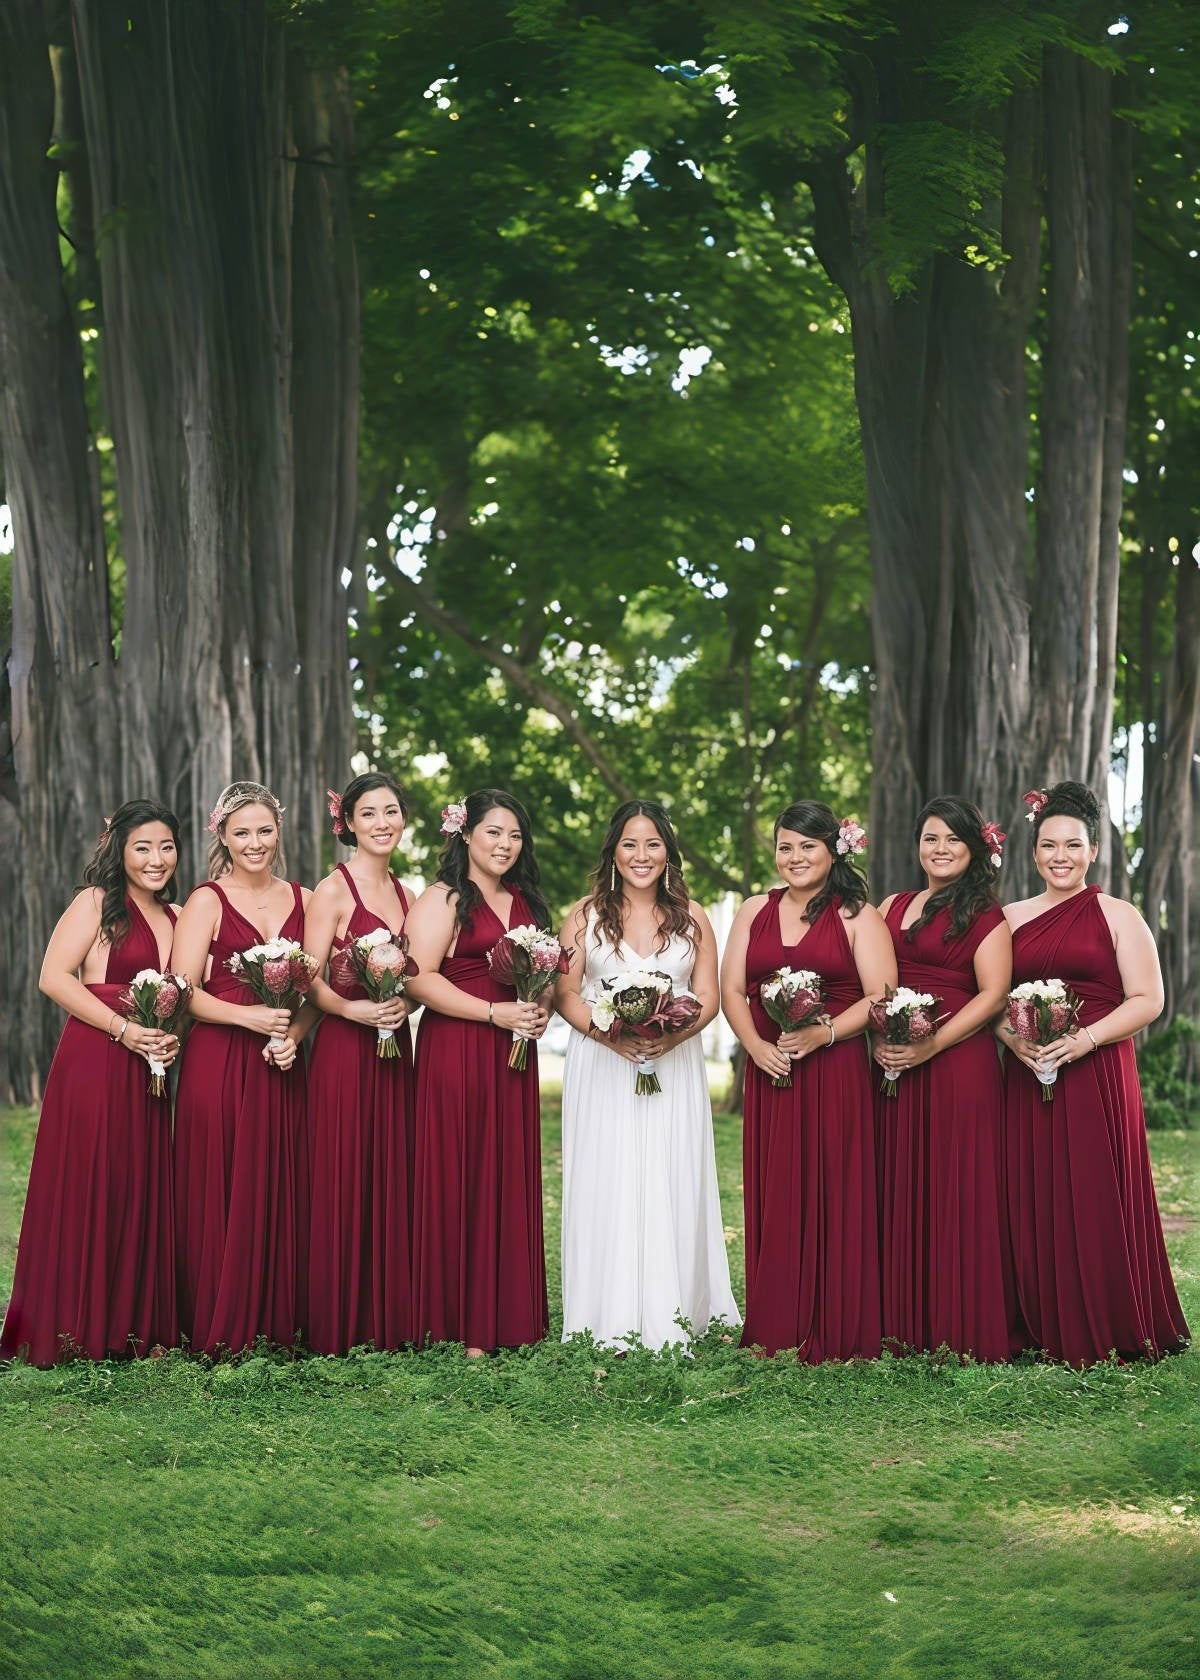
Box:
1;1096;1196;1680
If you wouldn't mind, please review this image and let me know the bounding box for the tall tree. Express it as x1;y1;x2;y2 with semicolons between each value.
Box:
1;0;358;1098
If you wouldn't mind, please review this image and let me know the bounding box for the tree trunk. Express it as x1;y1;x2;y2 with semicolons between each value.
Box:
0;0;120;1099
1032;51;1132;890
288;60;358;876
71;0;354;890
808;78;1038;899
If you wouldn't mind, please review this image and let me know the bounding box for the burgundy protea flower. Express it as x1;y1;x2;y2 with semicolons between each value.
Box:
262;957;291;994
153;983;180;1020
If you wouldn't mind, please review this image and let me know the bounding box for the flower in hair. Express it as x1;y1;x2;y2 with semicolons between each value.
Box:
1022;788;1049;825
836;817;868;857
440;802;467;836
206;787;285;835
326;789;344;834
980;820;1006;869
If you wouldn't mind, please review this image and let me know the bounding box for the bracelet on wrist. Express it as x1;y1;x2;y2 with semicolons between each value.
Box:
488;1001;494;1026
111;1017;129;1044
826;1021;836;1048
1082;1024;1098;1052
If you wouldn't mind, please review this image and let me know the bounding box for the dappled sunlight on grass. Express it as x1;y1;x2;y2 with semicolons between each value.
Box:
2;1105;1197;1676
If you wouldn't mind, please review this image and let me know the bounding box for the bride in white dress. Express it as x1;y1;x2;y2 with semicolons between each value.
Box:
556;801;741;1351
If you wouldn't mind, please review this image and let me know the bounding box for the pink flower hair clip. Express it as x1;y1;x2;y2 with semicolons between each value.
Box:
980;820;1006;868
836;817;868;857
440;802;468;837
1022;788;1049;825
326;789;344;835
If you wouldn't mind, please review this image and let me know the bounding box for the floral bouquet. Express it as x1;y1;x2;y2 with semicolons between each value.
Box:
121;968;194;1096
758;966;826;1088
867;985;945;1098
334;927;416;1059
589;969;703;1095
486;924;570;1071
228;939;319;1065
1004;979;1083;1101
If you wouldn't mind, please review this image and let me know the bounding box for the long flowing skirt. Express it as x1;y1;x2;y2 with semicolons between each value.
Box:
174;1021;309;1356
1;1021;177;1365
561;1031;740;1350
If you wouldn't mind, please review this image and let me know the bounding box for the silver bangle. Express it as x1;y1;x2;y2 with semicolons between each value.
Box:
1082;1024;1098;1052
826;1021;836;1047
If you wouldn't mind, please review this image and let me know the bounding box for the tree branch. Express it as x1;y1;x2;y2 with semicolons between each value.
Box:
389;569;743;895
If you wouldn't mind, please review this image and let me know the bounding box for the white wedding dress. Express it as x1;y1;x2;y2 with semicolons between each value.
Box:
560;913;741;1351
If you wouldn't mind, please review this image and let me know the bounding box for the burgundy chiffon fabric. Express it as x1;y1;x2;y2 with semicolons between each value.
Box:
878;895;1018;1360
173;881;309;1356
411;890;548;1351
1006;886;1189;1365
741;891;882;1361
306;865;415;1354
1;900;178;1365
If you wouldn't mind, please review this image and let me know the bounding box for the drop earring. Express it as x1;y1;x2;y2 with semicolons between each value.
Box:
610;862;617;892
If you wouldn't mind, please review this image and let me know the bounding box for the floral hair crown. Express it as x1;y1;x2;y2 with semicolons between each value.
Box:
1022;788;1049;825
326;789;344;836
205;785;286;835
835;817;868;857
440;802;467;837
980;820;1006;868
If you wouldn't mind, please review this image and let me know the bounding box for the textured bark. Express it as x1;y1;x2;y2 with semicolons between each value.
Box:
1032;52;1132;887
0;0;119;1098
72;0;287;877
2;1;357;1093
288;62;358;874
807;46;1133;905
808;80;1037;898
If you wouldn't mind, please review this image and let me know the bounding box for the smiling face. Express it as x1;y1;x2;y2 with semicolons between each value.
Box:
347;787;405;857
918;816;971;887
1034;815;1097;894
222;803;280;874
613;813;668;892
774;827;832;895
123;822;177;896
467;805;524;882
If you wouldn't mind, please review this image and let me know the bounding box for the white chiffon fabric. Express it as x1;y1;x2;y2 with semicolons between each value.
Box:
560;913;741;1351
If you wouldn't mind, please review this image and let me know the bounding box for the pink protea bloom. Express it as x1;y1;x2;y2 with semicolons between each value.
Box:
153;983;179;1020
366;944;407;983
262;957;290;993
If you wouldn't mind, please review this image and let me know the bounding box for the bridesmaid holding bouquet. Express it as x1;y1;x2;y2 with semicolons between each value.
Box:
1002;781;1189;1365
172;781;311;1356
405;789;550;1354
304;773;415;1354
1;801;181;1365
874;796;1017;1361
722;801;895;1361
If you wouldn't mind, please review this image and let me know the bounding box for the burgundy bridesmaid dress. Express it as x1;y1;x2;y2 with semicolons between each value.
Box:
173;881;309;1356
877;895;1018;1360
411;889;548;1351
1006;885;1189;1365
306;865;415;1354
1;900;178;1365
741;890;882;1361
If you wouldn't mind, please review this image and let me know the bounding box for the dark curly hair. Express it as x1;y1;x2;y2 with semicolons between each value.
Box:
81;799;181;947
333;772;408;847
586;801;699;955
1031;780;1102;846
436;788;550;932
906;795;999;942
773;800;867;923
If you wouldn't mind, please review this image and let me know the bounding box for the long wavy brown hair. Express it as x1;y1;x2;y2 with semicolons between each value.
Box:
81;799;181;947
587;801;699;954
